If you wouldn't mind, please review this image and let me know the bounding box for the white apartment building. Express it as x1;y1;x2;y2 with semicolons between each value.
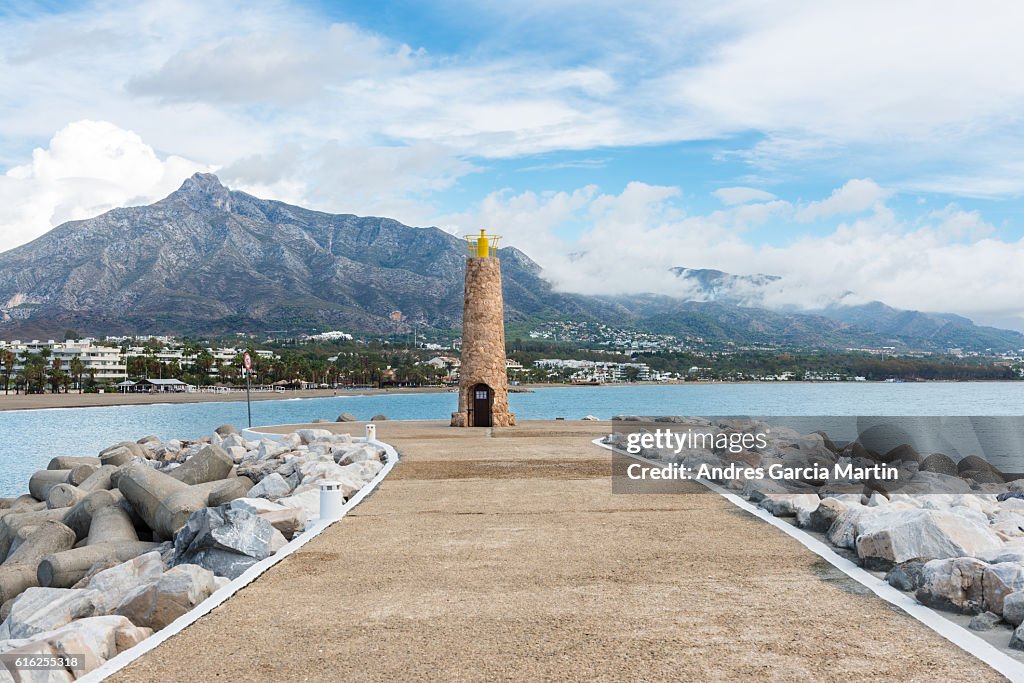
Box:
533;359;661;382
0;339;127;381
2;338;282;384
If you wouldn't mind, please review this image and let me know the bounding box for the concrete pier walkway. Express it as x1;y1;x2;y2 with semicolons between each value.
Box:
112;421;1003;682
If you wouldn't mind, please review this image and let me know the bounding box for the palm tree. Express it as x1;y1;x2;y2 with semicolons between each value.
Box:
1;350;14;395
48;356;65;393
69;357;84;393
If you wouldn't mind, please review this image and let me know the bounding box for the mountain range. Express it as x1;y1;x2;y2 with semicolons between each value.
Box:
0;173;1020;353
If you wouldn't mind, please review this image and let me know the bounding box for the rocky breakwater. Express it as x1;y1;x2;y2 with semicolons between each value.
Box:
0;425;387;680
605;416;1024;653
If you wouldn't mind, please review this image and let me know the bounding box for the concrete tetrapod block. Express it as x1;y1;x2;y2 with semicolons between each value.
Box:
37;541;161;590
68;464;97;487
61;490;120;542
37;506;156;589
100;446;137;467
168;445;234;485
28;469;72;502
77;464;119;493
35;505;157;589
117;462;208;540
0;520;76;604
47;456;102;471
7;525;44;558
4;497;41;511
0;497;44;522
86;505;139;545
101;441;148;459
46;484;85;510
206;477;255;507
0;508;69;561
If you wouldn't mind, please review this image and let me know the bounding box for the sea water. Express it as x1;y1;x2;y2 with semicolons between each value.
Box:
1;382;1023;495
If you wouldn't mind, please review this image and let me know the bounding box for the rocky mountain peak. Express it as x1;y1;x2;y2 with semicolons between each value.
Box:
170;172;232;213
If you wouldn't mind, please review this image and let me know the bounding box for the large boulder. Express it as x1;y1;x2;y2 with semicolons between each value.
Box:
296;429;333;445
229;497;285;515
247;473;292;501
336;413;358;422
168;445;233;485
229;498;305;540
172;507;286;579
919;453;958;476
798;497;847;533
214;424;238;437
298;460;381;497
1003;591;1024;626
0;587;99;640
915;557;988;614
334;444;386;466
885;560;926;592
38;615;150;673
968;611;1001;631
81;551;165;614
276;489;320;521
115;564;218;630
255;440;289;461
826;506;871;550
758;493;820;518
983;562;1024;615
855;509;1002;569
958;454;998;475
883;444;920;464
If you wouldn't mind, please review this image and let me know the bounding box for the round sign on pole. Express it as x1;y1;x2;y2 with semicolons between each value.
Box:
243;352;252;371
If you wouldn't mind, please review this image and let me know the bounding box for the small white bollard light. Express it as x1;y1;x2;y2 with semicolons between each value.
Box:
319;479;344;521
365;423;377;442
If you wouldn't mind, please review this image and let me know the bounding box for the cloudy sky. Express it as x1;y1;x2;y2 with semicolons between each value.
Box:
2;1;1024;329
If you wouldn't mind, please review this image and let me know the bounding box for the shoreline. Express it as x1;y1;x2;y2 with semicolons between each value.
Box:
0;379;1020;412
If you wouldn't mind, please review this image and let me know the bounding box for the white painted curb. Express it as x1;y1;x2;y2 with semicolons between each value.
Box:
594;436;1024;682
81;436;399;682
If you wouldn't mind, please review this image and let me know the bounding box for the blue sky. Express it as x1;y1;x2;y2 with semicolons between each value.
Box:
2;0;1024;329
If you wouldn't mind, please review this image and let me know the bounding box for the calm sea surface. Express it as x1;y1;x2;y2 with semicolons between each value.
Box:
2;382;1023;495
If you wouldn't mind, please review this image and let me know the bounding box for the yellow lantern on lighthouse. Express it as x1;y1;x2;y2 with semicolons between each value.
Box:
464;229;502;258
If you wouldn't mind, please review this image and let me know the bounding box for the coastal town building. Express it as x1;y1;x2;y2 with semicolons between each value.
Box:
0;338;284;385
533;359;664;383
0;339;127;381
451;230;516;427
119;378;194;393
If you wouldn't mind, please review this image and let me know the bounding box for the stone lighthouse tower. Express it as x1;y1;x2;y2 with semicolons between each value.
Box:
451;229;516;428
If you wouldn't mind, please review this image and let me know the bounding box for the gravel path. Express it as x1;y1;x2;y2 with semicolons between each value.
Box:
111;420;1005;682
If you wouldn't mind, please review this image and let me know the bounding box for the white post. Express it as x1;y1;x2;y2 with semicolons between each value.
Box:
318;480;343;521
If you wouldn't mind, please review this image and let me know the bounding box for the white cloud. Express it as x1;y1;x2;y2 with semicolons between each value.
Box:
4;1;1024;189
442;179;1024;331
713;186;777;205
219;141;477;227
795;178;891;222
0;121;210;251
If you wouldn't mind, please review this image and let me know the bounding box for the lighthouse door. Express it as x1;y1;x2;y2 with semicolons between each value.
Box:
472;384;492;427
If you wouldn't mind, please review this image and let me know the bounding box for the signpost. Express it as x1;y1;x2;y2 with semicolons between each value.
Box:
243;351;253;428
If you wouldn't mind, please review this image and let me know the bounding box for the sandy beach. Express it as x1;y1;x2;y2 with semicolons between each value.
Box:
0;386;455;412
